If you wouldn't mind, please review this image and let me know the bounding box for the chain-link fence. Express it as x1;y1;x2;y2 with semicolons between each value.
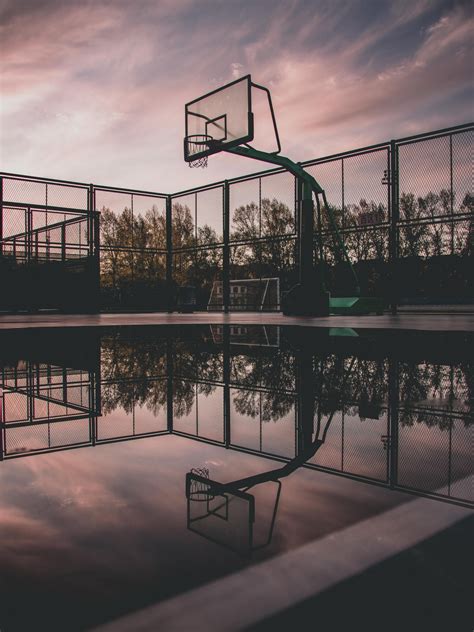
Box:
0;175;99;311
0;362;98;456
1;122;472;312
94;186;168;310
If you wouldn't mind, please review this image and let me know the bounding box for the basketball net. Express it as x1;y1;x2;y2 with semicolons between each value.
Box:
186;135;212;168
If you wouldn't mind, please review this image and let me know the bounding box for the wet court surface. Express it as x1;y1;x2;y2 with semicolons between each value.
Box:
0;325;472;630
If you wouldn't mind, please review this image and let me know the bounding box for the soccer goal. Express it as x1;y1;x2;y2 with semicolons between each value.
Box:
208;278;280;311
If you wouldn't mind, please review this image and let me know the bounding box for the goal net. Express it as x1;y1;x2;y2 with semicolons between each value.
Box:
208;278;280;311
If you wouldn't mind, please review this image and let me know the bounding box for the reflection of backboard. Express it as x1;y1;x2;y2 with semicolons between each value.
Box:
184;75;253;163
186;469;283;556
186;470;255;555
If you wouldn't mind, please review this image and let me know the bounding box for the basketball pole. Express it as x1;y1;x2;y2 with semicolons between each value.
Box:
186;75;384;315
226;145;360;316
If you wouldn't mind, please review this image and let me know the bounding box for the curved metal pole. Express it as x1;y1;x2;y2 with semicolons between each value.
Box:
226;146;360;294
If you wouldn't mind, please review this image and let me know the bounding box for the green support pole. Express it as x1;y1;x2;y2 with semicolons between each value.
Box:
226;145;384;316
300;180;314;287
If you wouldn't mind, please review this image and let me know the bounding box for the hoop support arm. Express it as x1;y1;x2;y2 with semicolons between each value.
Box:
226;145;360;294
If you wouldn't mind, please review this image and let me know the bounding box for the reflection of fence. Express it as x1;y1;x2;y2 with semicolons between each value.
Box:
0;362;169;457
0;328;471;507
1;122;472;312
0;363;99;457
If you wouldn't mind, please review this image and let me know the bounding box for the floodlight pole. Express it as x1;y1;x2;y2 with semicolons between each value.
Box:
226;146;360;315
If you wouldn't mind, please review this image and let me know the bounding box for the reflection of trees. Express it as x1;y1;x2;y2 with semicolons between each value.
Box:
101;335;167;381
398;361;473;429
230;349;295;423
100;334;167;415
314;356;388;418
98;331;472;433
173;380;198;419
231;351;296;392
173;342;223;382
232;389;294;422
101;379;167;416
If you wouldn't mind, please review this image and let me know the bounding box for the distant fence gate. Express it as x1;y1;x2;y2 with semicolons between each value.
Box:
0;122;472;313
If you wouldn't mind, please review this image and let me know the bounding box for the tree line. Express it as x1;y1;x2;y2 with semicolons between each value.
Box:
99;189;473;303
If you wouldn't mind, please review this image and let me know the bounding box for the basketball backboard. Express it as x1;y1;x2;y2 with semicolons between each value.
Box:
184;75;254;163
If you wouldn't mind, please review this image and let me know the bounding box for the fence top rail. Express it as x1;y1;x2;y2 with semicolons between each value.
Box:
2;200;91;214
2;122;472;201
0;171;91;189
171;181;226;198
170;142;392;197
170;122;474;196
93;184;168;198
0;173;168;200
393;121;474;147
0;214;90;243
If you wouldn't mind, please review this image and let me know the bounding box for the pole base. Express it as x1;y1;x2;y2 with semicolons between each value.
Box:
329;296;385;315
281;284;330;317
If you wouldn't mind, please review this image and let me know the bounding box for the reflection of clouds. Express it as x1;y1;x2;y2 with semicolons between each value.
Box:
0;409;470;627
1;1;472;190
0;430;403;566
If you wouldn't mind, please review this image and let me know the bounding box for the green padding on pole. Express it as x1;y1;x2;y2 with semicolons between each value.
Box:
329;297;385;315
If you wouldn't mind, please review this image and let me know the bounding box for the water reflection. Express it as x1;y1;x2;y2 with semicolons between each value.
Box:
0;326;471;498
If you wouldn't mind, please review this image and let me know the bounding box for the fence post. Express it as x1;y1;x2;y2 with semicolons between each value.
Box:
389;140;399;314
223;324;231;447
166;195;173;312
166;337;174;432
223;181;230;313
89;184;100;312
61;224;66;262
0;409;4;461
0;176;3;256
449;134;454;255
27;207;32;264
388;354;399;488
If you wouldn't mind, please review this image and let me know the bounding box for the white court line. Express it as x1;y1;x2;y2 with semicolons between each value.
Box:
94;480;472;632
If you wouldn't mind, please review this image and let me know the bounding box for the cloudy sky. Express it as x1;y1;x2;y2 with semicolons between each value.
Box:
0;0;472;193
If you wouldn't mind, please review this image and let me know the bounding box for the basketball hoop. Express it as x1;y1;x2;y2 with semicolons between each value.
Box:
185;135;213;168
188;467;215;501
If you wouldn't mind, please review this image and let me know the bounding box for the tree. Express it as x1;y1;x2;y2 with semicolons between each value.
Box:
172;203;195;249
231;202;259;241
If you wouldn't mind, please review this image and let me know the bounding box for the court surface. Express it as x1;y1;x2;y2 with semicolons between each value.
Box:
0;311;473;331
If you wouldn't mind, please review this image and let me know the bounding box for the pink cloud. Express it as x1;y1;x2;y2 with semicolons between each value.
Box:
0;0;472;192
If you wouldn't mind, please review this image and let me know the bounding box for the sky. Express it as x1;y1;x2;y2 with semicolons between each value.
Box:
0;0;472;194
